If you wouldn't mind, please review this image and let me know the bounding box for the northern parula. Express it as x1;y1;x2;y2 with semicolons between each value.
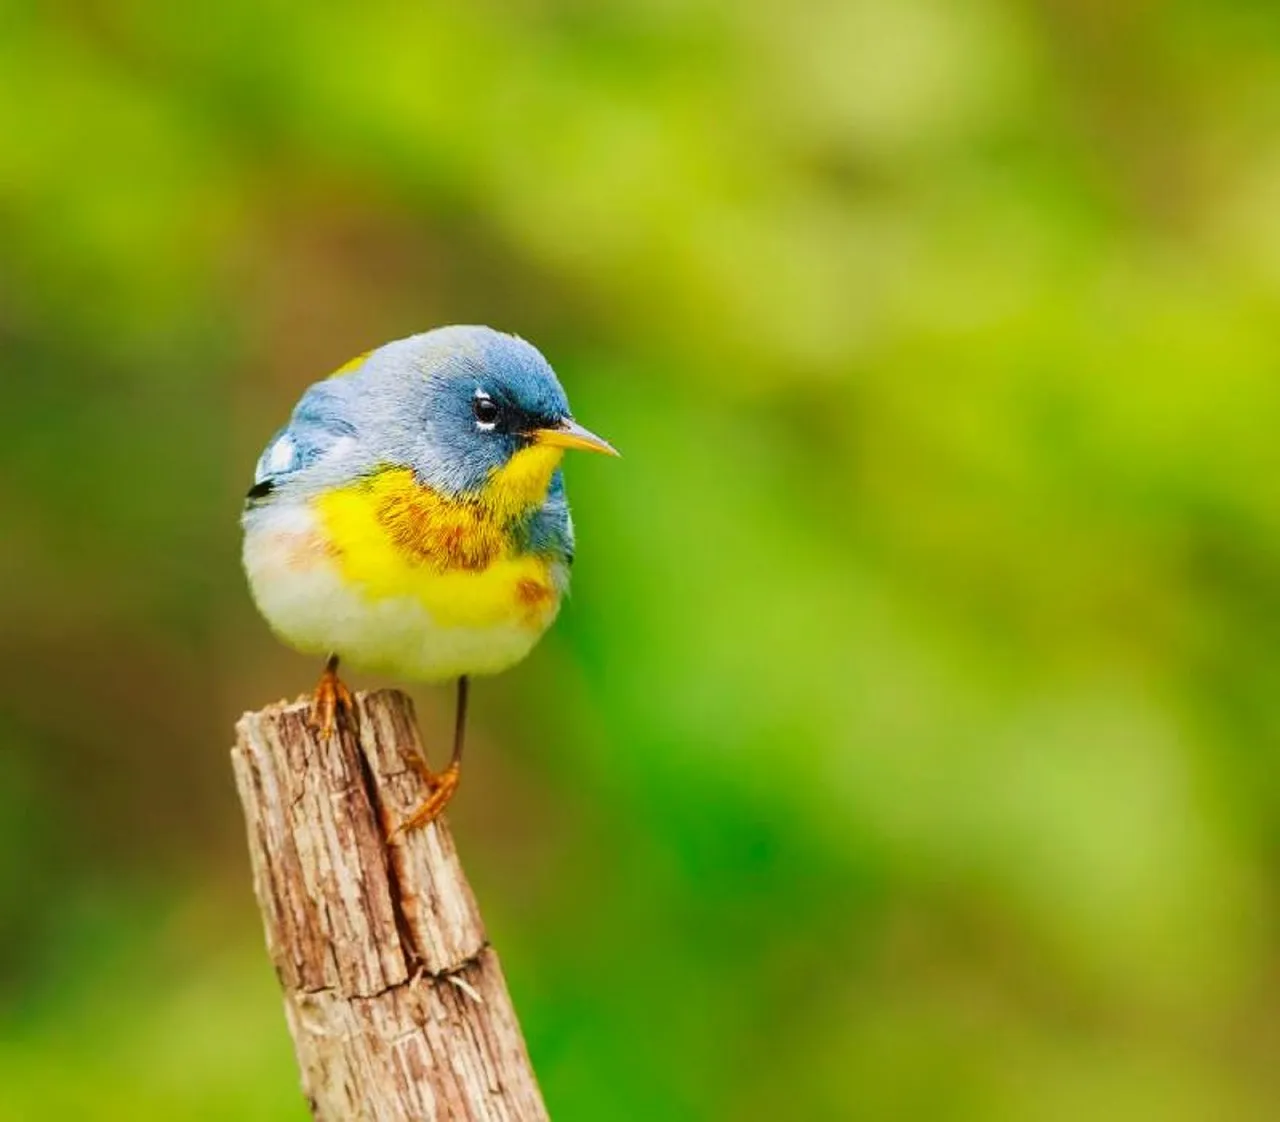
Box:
242;325;616;832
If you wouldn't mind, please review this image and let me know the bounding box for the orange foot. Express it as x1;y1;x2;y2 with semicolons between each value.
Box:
390;758;461;840
308;655;354;740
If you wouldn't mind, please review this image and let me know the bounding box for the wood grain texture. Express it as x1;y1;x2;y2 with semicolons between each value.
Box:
232;689;548;1122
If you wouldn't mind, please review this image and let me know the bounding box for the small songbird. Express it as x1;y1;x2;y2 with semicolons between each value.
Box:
242;325;616;833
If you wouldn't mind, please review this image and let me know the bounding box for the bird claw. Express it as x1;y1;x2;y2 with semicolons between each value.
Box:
308;658;355;740
388;760;461;842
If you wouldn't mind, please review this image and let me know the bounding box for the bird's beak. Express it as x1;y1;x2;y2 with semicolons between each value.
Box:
532;418;620;456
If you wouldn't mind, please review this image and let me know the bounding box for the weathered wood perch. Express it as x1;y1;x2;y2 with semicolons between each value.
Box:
232;689;549;1122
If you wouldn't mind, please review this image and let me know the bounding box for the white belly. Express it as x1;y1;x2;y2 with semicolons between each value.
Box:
242;504;561;681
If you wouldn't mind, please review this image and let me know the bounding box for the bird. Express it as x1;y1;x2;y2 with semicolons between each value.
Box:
241;325;616;834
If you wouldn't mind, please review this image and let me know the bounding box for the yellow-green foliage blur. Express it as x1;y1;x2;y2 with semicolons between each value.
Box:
3;2;1279;1119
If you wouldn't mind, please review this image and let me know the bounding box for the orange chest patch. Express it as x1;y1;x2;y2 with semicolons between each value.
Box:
326;449;566;575
374;482;503;571
309;468;565;629
317;457;568;576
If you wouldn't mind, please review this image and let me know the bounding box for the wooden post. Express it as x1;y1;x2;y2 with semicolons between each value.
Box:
231;689;549;1122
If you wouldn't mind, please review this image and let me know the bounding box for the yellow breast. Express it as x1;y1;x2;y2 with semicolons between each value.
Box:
312;454;565;633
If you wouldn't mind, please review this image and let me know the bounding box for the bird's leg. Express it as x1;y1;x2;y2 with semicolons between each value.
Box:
309;653;355;740
392;676;468;838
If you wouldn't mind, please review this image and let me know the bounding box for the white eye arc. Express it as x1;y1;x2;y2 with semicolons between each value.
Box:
472;388;500;430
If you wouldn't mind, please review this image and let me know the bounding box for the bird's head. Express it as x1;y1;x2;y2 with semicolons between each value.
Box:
358;326;616;513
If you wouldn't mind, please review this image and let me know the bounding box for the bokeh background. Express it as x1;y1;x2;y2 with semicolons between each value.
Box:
3;1;1280;1119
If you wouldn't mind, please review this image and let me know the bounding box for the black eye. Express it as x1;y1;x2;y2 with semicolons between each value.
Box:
473;397;500;426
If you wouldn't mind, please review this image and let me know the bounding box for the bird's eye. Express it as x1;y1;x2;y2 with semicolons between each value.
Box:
472;397;500;426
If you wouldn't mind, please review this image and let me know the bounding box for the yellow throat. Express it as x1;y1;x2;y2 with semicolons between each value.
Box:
308;442;566;632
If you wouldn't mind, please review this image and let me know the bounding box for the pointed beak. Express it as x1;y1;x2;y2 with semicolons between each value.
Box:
532;417;620;456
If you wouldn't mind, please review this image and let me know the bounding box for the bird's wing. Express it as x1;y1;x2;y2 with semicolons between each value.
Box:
247;381;359;501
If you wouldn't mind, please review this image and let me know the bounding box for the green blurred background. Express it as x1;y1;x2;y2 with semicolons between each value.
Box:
3;1;1280;1118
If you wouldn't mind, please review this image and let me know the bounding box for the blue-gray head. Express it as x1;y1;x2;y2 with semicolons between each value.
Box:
251;325;615;503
